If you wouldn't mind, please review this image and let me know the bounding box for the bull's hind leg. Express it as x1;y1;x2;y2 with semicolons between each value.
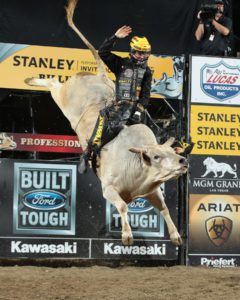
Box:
103;185;133;245
146;189;182;246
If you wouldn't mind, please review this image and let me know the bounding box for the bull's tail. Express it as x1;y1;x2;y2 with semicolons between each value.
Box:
66;0;108;81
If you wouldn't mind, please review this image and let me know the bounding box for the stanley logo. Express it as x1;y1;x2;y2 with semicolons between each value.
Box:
206;216;232;246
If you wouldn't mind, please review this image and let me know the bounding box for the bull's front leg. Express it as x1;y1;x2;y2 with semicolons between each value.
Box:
102;185;133;246
146;189;182;246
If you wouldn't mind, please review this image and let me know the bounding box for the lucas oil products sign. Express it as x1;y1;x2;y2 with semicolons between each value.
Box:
190;56;240;105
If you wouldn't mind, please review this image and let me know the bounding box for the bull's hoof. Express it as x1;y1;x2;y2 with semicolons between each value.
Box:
170;232;183;246
122;234;134;246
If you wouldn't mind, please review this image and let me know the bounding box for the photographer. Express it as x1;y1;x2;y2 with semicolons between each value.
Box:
195;0;232;56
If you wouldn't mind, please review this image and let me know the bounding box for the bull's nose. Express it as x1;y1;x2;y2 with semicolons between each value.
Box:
179;158;188;167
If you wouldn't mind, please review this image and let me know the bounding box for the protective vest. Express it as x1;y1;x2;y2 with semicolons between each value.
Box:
116;62;146;102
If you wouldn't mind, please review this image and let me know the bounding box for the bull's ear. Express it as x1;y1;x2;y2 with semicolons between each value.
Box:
129;147;144;154
129;148;151;166
163;137;175;147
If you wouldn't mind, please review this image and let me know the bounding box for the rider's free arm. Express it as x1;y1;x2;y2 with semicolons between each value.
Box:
98;35;124;74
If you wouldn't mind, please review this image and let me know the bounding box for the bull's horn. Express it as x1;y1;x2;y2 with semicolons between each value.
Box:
162;137;175;147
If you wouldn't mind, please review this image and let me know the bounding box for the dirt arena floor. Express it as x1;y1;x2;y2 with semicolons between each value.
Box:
0;264;240;300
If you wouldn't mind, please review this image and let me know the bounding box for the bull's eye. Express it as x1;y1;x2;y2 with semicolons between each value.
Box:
154;155;160;160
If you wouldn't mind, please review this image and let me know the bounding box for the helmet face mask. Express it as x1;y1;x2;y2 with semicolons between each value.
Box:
130;49;151;62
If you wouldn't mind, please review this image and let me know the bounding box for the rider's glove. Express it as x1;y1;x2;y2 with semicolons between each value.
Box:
132;111;142;123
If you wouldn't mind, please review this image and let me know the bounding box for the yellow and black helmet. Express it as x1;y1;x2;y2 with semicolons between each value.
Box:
130;36;151;53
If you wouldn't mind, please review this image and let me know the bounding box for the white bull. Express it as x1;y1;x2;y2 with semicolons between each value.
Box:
25;0;188;246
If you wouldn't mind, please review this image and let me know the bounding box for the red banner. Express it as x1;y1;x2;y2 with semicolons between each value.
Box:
0;132;82;153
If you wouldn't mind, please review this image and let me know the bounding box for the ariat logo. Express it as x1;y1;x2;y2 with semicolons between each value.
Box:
104;243;166;255
206;216;232;246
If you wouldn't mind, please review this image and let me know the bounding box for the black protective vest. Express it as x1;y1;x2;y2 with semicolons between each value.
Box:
116;61;146;102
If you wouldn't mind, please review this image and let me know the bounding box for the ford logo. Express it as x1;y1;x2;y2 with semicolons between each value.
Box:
128;198;153;213
22;190;66;210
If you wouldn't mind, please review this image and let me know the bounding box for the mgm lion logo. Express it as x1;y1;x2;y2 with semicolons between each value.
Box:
201;157;237;178
206;216;232;246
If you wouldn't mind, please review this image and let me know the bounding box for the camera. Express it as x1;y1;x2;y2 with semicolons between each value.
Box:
200;4;219;22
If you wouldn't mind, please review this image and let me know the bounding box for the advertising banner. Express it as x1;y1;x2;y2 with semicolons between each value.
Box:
0;132;81;153
0;158;179;260
106;193;165;238
190;105;240;156
188;193;240;267
13;162;77;235
0;238;90;258
0;43;184;99
91;239;177;260
149;55;185;99
190;56;240;105
189;155;239;195
188;55;240;267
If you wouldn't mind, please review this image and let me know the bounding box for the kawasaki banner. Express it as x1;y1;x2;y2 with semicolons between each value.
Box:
0;158;179;260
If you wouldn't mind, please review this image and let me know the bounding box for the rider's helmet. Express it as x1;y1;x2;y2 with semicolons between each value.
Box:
130;36;151;65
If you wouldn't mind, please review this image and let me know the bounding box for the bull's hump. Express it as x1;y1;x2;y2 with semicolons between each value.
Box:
120;124;156;144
